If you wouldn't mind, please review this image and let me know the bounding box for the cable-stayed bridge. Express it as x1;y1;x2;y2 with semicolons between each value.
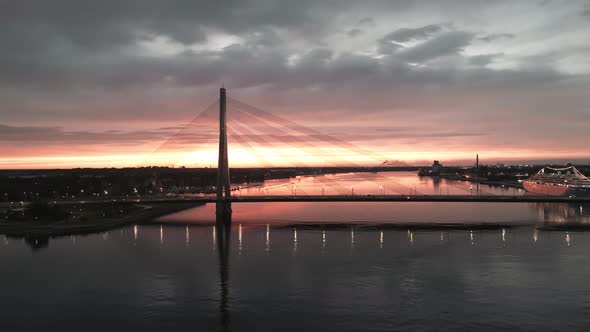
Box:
6;86;585;225
134;87;590;224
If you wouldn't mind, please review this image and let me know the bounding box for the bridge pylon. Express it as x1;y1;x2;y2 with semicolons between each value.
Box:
216;87;232;223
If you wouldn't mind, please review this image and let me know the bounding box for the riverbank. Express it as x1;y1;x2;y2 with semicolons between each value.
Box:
424;173;524;190
0;202;200;237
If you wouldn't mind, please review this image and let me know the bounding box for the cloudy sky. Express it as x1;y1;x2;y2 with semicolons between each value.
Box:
1;0;589;168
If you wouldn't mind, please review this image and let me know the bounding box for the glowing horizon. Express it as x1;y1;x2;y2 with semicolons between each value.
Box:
2;95;589;169
1;143;588;170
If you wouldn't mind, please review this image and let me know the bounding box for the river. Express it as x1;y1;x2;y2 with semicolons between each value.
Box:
1;172;589;331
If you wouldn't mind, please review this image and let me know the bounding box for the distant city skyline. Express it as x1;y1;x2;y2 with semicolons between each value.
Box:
1;0;589;168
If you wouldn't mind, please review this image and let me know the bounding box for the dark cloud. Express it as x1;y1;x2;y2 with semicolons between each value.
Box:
0;1;418;56
243;27;282;47
539;0;553;6
159;126;189;131
469;53;503;66
582;4;590;16
346;29;364;37
0;0;318;49
478;33;515;42
0;0;588;130
377;39;405;55
0;36;579;125
0;124;215;146
397;31;474;63
381;24;443;43
357;17;375;26
0;43;578;120
0;124;61;139
0;1;584;95
227;131;484;145
373;129;485;138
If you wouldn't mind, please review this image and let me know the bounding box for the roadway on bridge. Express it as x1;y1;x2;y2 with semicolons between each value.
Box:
3;194;589;209
201;195;590;203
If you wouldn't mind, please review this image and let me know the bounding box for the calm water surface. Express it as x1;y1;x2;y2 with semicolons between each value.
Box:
1;172;590;331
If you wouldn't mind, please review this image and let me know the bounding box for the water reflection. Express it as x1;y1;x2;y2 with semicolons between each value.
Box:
212;225;216;250
159;171;590;228
7;202;588;255
23;235;49;251
216;208;232;331
293;228;298;255
533;203;590;224
235;171;525;198
238;224;243;255
265;224;270;253
3;223;590;331
2;223;582;255
431;176;442;195
185;225;190;247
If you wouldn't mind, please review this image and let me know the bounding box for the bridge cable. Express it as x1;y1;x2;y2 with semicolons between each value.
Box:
229;97;423;195
138;98;219;167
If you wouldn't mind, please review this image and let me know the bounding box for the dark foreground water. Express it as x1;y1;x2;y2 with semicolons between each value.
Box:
2;225;590;331
2;172;590;331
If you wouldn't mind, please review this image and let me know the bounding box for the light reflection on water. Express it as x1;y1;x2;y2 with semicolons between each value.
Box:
236;171;524;197
161;172;590;226
2;225;590;331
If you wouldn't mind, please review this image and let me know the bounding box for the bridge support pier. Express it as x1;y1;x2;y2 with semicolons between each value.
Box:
216;86;232;222
216;201;232;226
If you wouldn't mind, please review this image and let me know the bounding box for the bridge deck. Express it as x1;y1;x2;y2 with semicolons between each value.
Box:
78;195;590;204
205;195;590;203
3;195;590;209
